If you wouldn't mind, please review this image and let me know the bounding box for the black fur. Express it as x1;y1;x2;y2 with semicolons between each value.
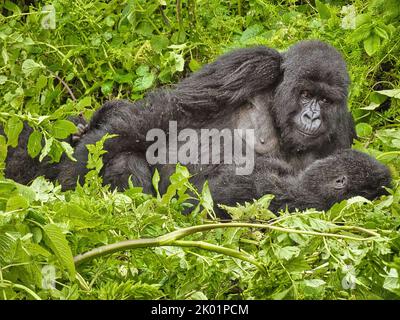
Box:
54;41;355;191
3;40;370;216
209;150;391;215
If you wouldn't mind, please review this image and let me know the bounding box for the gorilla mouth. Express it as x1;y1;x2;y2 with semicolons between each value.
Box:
296;128;319;137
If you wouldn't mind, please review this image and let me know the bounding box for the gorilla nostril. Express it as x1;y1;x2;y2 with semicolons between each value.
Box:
300;110;321;133
301;111;320;126
301;111;312;124
312;113;320;121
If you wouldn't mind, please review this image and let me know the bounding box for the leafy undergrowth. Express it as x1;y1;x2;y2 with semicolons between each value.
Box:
1;0;400;300
1;165;400;300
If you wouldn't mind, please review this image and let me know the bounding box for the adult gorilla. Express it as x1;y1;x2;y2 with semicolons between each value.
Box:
5;40;356;199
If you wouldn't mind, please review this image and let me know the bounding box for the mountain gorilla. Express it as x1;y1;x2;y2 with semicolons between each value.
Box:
3;40;369;215
209;150;391;215
52;40;356;192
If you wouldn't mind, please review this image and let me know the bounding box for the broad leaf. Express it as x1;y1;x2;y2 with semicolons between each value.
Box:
43;224;75;278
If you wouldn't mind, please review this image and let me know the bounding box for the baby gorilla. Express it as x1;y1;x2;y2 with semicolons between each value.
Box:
208;149;391;215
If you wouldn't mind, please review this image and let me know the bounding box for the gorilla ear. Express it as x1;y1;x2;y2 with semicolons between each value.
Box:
334;175;347;189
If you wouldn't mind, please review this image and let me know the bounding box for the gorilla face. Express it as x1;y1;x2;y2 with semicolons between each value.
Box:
300;149;392;207
272;41;354;155
294;89;323;137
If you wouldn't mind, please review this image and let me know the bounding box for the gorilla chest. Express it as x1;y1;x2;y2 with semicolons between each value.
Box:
235;97;279;155
150;98;278;166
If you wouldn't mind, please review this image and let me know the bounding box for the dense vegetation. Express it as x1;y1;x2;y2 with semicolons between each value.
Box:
0;0;400;300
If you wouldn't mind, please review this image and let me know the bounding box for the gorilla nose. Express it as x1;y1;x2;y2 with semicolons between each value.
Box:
302;110;320;122
300;110;321;132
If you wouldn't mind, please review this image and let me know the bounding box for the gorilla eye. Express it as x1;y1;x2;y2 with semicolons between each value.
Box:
321;97;331;104
300;90;311;99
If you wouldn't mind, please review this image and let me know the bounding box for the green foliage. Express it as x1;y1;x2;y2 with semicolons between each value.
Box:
83;133;117;190
0;0;400;300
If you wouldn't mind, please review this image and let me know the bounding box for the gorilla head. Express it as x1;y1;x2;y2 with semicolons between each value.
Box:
209;149;391;216
297;149;392;209
273;41;355;156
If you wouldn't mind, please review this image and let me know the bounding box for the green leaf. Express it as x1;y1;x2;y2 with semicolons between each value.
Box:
0;134;7;163
60;141;76;161
15;183;37;203
36;75;48;91
2;48;8;65
346;196;371;205
76;96;92;108
27;131;43;158
5;116;23;147
188;59;201;72
133;73;155;92
101;80;114;95
270;287;292;300
152;168;160;198
276;246;301;261
303;279;326;288
240;24;264;42
6;195;29;212
364;33;380;56
22;59;43;77
43;224;75;278
170;52;185;72
0;75;7;84
136;65;149;76
56;204;103;229
352;24;372;42
315;0;331;20
150;35;169;53
51;119;77;139
356;122;373;137
383;269;400;293
113;72;133;84
376;89;400;99
370;91;388;104
39;137;53;162
360;102;380;111
355;13;372;27
201;181;214;217
374;26;389;40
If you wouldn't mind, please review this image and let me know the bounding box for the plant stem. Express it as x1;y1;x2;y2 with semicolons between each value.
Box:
74;222;379;267
238;0;242;16
376;151;400;160
173;240;265;271
52;74;76;101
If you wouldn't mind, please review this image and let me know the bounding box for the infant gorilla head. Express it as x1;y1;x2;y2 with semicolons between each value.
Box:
295;149;391;209
258;149;392;213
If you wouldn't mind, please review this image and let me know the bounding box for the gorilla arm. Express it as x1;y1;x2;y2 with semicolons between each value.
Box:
174;46;282;113
86;46;283;145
